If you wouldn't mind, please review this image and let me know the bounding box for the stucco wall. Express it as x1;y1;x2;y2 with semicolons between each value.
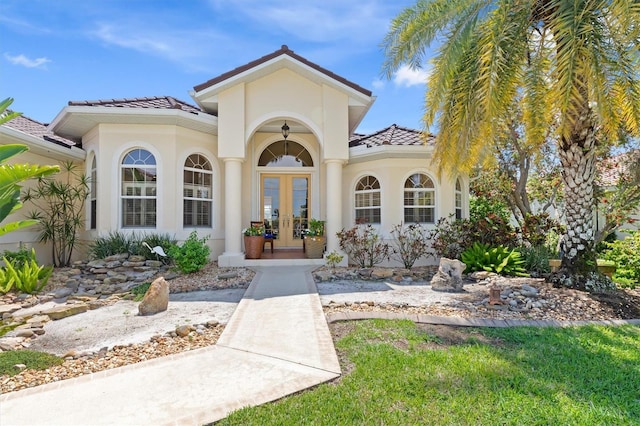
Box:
83;123;224;257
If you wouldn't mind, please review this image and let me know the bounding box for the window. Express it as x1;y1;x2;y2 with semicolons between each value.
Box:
258;141;313;167
183;154;213;227
121;149;156;227
404;173;436;223
90;156;97;229
455;177;463;220
355;175;381;224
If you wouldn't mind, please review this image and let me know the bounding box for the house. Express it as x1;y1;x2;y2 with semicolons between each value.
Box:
1;45;467;266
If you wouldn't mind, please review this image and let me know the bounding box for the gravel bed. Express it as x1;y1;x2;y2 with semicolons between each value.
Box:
2;264;639;395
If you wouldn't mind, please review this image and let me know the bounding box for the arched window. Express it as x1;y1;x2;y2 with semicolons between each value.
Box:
121;149;156;228
90;156;97;229
258;141;313;167
355;175;381;224
455;177;463;220
404;173;436;223
183;154;213;227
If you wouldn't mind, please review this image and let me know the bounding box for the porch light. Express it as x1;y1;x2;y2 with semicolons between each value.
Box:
282;121;290;156
281;121;290;140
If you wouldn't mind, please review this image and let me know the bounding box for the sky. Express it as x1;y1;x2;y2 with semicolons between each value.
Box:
0;0;433;135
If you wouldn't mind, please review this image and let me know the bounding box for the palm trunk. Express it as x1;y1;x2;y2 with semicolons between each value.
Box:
558;114;597;275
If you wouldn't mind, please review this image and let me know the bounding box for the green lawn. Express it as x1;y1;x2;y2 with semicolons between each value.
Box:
218;320;640;425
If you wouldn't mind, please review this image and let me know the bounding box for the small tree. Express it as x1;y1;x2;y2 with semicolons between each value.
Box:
336;225;393;268
23;161;89;266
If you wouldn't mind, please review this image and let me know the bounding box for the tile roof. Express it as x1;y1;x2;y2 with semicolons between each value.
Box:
2;113;77;148
194;45;372;97
349;124;434;148
67;96;203;115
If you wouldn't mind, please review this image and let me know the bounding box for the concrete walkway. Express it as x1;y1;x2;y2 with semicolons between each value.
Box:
0;265;340;426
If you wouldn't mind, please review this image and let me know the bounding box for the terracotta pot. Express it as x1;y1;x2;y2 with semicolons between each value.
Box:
244;235;264;259
305;236;326;259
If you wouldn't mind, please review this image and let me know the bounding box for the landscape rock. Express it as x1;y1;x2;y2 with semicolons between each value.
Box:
43;303;89;320
371;268;394;280
138;277;169;316
175;325;195;337
430;258;466;292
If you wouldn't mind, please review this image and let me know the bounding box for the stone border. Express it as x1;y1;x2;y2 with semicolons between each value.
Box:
326;311;640;327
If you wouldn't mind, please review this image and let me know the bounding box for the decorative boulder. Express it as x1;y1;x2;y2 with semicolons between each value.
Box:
138;277;169;316
430;258;466;292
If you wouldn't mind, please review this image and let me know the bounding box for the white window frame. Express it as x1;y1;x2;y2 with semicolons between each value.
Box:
404;173;436;224
355;175;381;224
183;153;213;228
121;148;157;228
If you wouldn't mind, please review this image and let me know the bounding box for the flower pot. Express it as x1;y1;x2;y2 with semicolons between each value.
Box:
597;260;616;278
244;235;264;259
305;236;326;259
549;259;561;273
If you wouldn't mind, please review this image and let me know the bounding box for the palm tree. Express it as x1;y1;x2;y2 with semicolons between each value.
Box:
382;0;640;285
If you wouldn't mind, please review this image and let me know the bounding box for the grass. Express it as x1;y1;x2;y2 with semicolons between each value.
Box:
217;320;640;425
0;350;63;376
129;282;151;301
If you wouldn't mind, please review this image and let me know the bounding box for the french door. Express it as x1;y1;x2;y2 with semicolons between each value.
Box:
261;174;310;248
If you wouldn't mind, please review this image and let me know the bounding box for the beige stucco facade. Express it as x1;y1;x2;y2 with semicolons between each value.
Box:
1;46;467;267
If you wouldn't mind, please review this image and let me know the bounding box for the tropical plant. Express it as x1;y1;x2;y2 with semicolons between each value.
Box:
23;161;89;266
168;231;210;274
0;143;59;236
382;1;640;287
461;242;528;277
88;231;138;259
1;249;53;294
390;223;433;269
336;224;393;268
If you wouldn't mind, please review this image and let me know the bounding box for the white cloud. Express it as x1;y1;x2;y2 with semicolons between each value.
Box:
393;64;429;87
371;78;385;90
4;53;51;69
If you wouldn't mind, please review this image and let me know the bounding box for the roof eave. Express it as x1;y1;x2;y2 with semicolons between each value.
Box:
49;106;218;140
0;126;85;161
348;144;433;164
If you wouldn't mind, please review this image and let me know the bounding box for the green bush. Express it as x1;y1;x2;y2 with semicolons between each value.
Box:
470;195;511;223
89;231;177;260
88;231;137;259
461;242;528;276
2;246;33;269
601;230;639;288
337;225;393;268
168;231;210;274
0;267;15;293
519;245;554;275
1;249;53;294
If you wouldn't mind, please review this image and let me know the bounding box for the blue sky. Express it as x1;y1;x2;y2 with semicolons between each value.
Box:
0;0;432;135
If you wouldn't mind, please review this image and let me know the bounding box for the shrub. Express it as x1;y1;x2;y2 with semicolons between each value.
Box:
336;225;393;268
168;231;210;274
390;223;433;269
89;231;177;260
1;249;53;294
519;245;554;275
325;250;344;269
89;231;137;259
601;230;640;288
429;214;518;260
2;245;32;269
461;242;528;276
470;195;511;223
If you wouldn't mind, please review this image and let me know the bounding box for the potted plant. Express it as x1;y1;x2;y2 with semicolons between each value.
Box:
305;219;326;259
243;225;264;259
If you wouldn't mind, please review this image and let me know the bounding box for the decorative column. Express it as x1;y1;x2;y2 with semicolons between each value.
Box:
325;159;344;254
219;158;244;266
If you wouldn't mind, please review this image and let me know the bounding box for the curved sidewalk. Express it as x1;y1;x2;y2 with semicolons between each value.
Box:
0;265;340;426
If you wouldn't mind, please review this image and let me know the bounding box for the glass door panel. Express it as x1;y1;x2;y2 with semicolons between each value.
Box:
261;174;310;248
